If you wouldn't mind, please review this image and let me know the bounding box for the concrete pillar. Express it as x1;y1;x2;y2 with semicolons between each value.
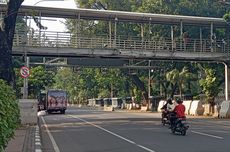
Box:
225;63;230;101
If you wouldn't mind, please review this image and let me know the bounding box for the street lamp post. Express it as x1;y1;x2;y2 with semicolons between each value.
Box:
148;60;154;110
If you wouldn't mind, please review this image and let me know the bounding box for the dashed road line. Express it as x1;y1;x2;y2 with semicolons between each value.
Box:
191;130;224;139
69;115;156;152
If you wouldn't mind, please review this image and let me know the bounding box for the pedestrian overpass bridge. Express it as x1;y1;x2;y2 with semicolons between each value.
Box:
0;3;229;62
1;3;230;101
12;30;230;62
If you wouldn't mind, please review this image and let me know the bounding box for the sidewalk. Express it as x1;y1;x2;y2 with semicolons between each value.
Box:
5;125;36;152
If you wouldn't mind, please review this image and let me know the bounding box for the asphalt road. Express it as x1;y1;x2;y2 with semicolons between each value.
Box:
39;106;230;152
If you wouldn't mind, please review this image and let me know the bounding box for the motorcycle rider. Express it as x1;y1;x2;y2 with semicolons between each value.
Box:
166;98;175;112
170;98;186;129
161;98;175;123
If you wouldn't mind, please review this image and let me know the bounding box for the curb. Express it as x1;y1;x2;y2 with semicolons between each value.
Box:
35;125;42;152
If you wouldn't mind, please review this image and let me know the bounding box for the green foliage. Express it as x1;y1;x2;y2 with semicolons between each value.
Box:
29;66;55;97
73;0;230;40
68;0;228;101
76;0;139;11
139;0;230;38
15;66;55;98
0;80;20;151
166;66;197;97
199;68;222;103
53;67;130;103
15;16;27;32
223;12;230;25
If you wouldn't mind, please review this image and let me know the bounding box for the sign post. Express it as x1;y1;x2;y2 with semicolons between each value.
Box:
20;66;30;78
20;64;30;99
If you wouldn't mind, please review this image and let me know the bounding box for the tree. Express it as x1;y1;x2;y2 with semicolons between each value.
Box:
199;68;222;105
69;0;228;103
139;0;230;39
166;66;196;98
0;80;20;151
0;0;24;86
15;66;55;98
223;12;230;24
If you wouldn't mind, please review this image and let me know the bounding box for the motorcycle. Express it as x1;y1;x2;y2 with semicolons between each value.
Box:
161;109;170;126
171;118;189;136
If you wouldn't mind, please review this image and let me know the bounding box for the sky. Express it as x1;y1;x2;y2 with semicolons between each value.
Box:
22;0;77;32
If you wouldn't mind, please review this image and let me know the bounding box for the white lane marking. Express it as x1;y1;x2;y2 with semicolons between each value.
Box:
35;138;41;142
35;142;41;146
69;115;156;152
191;130;224;139
35;125;42;152
41;117;61;152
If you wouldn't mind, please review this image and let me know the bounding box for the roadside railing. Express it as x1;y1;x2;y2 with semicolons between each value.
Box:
13;30;230;54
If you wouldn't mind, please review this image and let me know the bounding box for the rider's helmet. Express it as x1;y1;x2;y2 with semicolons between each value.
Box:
175;98;183;104
167;98;173;104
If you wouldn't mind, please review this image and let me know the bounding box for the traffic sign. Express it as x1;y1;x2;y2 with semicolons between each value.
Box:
20;66;30;78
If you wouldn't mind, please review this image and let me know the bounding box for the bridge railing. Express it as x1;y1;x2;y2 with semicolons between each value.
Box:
13;30;230;54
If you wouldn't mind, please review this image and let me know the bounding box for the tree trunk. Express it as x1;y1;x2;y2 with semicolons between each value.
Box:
0;31;15;86
0;0;24;85
170;83;177;98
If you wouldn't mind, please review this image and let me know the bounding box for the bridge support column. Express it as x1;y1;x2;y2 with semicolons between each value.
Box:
225;63;230;101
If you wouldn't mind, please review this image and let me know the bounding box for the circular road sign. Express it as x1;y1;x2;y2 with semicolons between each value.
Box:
20;66;30;78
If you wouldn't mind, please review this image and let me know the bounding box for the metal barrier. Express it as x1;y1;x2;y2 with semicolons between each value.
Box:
13;30;230;54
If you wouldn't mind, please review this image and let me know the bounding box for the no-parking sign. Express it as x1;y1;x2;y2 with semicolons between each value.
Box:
20;66;30;78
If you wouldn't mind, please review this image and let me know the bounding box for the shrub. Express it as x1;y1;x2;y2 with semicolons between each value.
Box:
0;79;20;151
223;12;230;25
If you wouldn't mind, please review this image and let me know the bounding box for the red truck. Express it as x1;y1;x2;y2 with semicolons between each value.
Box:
47;89;67;114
